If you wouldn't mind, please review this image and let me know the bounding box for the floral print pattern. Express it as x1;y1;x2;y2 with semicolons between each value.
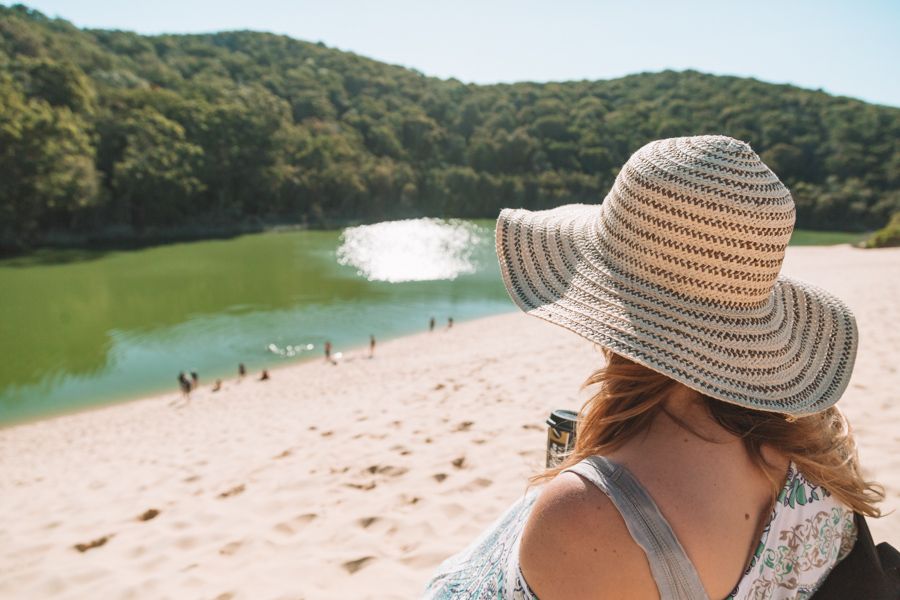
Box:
726;463;857;599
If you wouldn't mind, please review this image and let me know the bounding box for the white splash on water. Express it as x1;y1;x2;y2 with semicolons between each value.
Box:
267;343;315;358
336;218;484;282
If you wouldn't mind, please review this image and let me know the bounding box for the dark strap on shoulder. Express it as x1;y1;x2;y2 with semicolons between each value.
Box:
561;455;709;600
812;513;900;600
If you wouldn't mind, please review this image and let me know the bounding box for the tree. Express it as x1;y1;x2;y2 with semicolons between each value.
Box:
111;108;204;230
0;75;98;246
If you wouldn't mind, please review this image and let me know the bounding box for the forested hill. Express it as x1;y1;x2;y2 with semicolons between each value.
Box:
2;4;899;249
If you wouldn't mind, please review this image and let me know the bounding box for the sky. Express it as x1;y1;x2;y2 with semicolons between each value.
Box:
12;0;900;107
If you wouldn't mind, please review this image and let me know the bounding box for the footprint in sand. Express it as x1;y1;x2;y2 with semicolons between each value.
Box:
345;481;377;491
357;516;380;529
273;449;293;459
522;423;543;431
343;556;376;574
219;540;243;556
74;535;112;553
433;473;448;483
454;421;474;432
137;509;160;522
451;457;466;469
365;465;408;477
274;513;318;536
460;477;493;492
218;484;246;499
389;444;413;456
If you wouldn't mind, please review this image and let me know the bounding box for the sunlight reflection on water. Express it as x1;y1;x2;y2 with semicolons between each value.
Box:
336;218;485;282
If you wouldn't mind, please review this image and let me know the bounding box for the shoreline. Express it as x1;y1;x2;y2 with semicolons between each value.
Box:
1;215;493;258
0;225;873;262
0;311;507;431
1;245;897;599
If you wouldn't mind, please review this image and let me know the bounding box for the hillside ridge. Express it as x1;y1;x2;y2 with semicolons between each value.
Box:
1;4;898;249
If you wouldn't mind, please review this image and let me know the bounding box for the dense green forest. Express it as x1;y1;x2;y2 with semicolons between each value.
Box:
1;4;899;249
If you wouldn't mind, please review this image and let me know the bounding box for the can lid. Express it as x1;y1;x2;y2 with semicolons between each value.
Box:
546;409;578;432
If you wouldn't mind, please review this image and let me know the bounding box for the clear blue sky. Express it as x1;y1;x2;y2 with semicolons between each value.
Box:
13;0;900;107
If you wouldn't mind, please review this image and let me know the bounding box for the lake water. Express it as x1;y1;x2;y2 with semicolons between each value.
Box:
0;219;512;425
0;222;860;426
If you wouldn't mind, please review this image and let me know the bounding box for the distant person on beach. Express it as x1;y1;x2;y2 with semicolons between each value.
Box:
212;379;222;392
324;341;333;363
369;334;376;358
238;363;246;379
447;317;453;329
424;137;885;598
177;372;191;400
190;371;198;390
429;316;435;332
259;370;270;381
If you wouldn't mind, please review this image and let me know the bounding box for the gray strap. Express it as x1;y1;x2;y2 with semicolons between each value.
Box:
561;456;709;600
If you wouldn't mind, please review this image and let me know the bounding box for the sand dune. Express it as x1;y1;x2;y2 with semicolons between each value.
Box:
0;245;897;599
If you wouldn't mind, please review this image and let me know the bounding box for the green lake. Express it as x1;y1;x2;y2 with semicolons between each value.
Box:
0;222;865;426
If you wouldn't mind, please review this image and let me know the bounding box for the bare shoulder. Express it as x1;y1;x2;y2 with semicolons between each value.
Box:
518;471;658;600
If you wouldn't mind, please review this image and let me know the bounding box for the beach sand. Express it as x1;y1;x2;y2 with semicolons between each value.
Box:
0;245;897;599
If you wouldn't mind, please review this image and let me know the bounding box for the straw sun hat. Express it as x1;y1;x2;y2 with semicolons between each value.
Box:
495;135;857;416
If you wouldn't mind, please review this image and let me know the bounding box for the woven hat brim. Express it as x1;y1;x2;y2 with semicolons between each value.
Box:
495;204;858;416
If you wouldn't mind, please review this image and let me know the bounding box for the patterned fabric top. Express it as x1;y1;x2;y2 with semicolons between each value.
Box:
422;460;857;599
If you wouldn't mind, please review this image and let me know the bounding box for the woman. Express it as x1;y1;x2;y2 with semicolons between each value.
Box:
423;136;883;599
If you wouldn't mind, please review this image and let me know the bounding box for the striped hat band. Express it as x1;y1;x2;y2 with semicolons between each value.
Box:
495;135;857;416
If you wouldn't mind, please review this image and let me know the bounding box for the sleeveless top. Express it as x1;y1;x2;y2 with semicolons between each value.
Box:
422;456;857;599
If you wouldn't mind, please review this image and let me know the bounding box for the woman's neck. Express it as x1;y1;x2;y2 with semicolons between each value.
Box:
604;385;789;487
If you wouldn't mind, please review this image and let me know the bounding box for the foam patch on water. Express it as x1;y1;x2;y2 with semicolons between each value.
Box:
267;343;315;358
336;218;484;282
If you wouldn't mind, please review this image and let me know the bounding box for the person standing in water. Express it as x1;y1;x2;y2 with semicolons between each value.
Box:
324;340;333;363
238;363;246;380
429;316;435;332
447;317;453;329
369;334;376;358
177;372;191;400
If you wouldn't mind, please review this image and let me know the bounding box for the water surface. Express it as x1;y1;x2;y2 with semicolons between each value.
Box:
0;219;510;425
